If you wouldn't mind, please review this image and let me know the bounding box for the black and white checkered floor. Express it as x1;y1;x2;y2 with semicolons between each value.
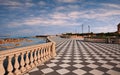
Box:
25;37;120;75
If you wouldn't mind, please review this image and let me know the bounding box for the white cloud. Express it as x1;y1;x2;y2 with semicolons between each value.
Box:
57;0;78;3
93;25;116;33
68;11;84;19
23;17;79;26
7;14;82;28
55;6;66;11
50;12;69;19
55;5;80;11
67;9;120;20
101;3;120;9
0;0;35;9
0;0;22;6
67;5;80;9
38;1;46;6
7;7;120;28
25;2;35;7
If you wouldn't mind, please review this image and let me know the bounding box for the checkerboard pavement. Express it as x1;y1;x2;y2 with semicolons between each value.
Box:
25;37;120;75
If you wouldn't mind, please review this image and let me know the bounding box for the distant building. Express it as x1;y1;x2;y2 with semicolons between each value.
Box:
118;23;120;34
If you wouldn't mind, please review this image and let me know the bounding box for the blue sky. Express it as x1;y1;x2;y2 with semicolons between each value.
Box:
0;0;120;36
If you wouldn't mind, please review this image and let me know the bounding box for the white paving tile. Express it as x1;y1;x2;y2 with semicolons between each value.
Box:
72;69;87;75
62;60;71;63
87;64;98;68
107;70;120;75
41;68;54;74
86;60;95;63
59;64;70;68
56;69;70;74
63;57;71;59
101;64;114;69
73;60;83;63
116;64;120;68
73;64;84;68
97;60;107;64
50;60;59;63
46;63;57;67
90;69;104;75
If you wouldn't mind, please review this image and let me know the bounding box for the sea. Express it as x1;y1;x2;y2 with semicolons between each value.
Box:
0;36;47;50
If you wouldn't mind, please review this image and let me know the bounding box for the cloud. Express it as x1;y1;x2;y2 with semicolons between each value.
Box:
23;17;80;26
57;0;78;3
38;1;46;6
7;7;120;28
55;6;66;11
67;5;80;9
25;2;35;7
1;0;120;35
0;0;35;9
67;8;120;21
7;14;81;28
50;12;69;19
0;0;22;6
54;3;120;21
55;5;80;11
93;25;116;33
68;11;84;19
101;3;120;9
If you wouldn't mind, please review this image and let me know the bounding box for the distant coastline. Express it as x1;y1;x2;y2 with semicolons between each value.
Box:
0;36;47;50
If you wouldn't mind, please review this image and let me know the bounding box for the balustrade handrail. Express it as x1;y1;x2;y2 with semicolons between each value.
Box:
0;42;52;57
0;37;56;75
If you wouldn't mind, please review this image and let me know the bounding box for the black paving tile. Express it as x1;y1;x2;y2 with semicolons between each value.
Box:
27;38;120;75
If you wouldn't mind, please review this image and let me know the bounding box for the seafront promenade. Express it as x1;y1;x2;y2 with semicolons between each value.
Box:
25;37;120;75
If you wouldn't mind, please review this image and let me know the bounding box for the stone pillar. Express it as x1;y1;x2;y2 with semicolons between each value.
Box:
0;57;5;75
20;52;26;73
52;42;56;57
7;55;14;75
14;53;21;75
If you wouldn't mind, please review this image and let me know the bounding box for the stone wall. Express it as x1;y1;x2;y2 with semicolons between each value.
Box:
84;38;106;43
84;38;120;44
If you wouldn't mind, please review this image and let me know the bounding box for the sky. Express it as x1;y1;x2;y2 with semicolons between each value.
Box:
0;0;120;36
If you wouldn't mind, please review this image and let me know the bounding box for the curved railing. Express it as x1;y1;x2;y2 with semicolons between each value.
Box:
0;37;56;75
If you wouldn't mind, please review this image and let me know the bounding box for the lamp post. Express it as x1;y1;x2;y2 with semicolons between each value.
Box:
88;25;90;33
82;24;83;34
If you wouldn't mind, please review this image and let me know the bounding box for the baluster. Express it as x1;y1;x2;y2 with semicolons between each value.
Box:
48;45;51;58
14;53;21;75
25;51;30;70
0;57;5;75
41;48;44;63
45;47;48;61
46;46;49;60
7;55;14;75
30;50;35;68
20;52;26;73
49;45;52;58
48;45;51;59
34;49;38;66
47;46;50;59
52;42;56;57
50;45;53;57
37;48;41;64
43;48;46;61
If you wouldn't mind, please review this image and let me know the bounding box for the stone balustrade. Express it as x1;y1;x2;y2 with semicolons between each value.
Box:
0;37;56;75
